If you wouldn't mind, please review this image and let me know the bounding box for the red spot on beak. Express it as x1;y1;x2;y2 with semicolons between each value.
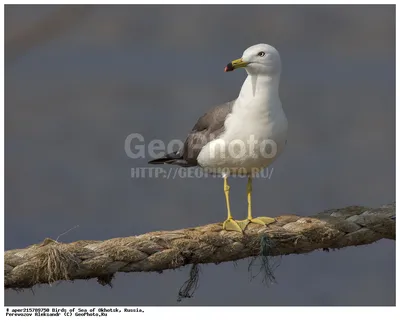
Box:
224;62;234;72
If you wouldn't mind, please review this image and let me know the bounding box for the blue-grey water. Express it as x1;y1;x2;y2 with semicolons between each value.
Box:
5;5;395;305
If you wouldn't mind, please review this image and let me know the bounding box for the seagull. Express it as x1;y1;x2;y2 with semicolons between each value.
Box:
149;44;288;233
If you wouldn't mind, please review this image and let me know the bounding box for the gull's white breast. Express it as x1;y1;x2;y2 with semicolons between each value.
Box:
197;94;288;174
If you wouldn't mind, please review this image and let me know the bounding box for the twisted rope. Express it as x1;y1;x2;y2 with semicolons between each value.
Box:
5;203;395;290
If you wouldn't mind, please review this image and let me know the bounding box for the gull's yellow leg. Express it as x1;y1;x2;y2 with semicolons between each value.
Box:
222;176;245;232
224;176;233;220
247;176;253;219
244;176;276;227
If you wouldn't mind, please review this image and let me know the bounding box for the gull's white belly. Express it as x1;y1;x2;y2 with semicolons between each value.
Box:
197;104;288;175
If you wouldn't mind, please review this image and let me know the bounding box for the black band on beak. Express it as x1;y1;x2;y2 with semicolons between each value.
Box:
224;62;234;72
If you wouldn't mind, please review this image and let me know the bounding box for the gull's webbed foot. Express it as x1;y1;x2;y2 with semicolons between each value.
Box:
248;216;276;226
233;217;276;231
223;218;247;233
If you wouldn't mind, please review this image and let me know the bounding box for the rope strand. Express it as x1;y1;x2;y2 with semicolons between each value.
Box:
5;203;395;290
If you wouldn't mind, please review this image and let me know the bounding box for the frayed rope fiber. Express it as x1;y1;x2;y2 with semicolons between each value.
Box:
178;235;278;301
177;264;200;302
247;235;281;285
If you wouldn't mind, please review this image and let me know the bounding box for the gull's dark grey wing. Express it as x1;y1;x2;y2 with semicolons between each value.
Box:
182;100;234;166
149;100;235;167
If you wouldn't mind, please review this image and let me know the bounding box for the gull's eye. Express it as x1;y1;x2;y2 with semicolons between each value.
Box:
258;51;265;57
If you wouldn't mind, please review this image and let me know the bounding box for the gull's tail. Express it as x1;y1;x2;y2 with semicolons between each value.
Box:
148;151;192;167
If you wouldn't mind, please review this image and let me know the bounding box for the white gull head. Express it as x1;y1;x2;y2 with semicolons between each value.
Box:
225;43;281;77
242;43;281;76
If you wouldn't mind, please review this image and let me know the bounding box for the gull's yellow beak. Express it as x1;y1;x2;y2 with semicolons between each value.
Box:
225;58;248;72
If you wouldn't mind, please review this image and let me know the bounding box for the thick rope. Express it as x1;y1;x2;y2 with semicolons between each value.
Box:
5;203;395;290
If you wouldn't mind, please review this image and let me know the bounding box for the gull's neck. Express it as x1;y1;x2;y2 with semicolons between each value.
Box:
237;73;280;104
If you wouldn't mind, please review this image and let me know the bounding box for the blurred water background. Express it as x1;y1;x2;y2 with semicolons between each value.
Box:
5;5;395;305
